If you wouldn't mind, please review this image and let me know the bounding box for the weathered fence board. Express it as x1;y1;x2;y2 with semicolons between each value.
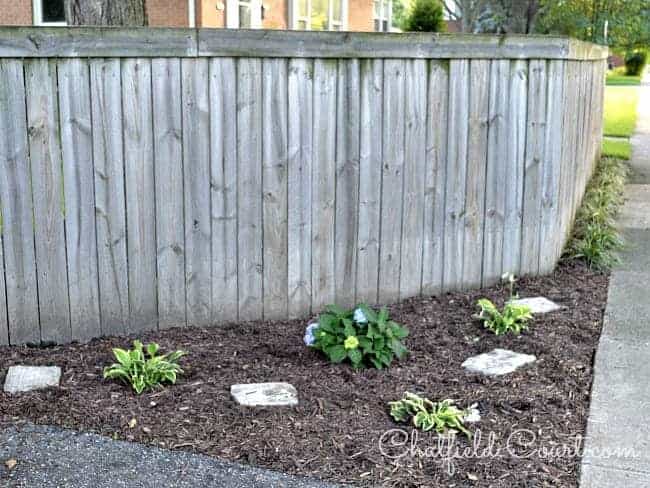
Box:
262;58;289;319
58;58;102;342
182;58;212;327
378;59;406;302
237;58;264;321
209;57;239;323
356;58;383;305
311;59;337;312
334;59;361;309
443;59;469;291
0;59;40;345
152;58;186;329
25;58;71;344
520;59;548;276
91;58;129;336
502;59;528;276
399;59;427;299
0;29;607;345
122;58;158;333
482;59;509;286
463;59;490;288
287;58;313;318
421;60;448;296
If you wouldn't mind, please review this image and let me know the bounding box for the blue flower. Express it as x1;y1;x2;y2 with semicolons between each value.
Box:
304;322;319;346
353;308;368;324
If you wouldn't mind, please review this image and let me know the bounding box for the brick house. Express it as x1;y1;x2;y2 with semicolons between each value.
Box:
0;0;393;32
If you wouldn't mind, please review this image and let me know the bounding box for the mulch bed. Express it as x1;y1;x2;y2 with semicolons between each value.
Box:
0;260;608;487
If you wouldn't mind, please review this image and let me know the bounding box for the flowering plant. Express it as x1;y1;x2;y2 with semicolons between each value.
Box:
306;304;409;369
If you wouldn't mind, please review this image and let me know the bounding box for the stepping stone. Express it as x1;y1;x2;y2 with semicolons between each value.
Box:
462;349;536;376
230;382;298;407
510;296;562;314
4;365;61;394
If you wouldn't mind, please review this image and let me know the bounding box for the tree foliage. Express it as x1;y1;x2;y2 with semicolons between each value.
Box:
404;0;446;32
535;0;650;49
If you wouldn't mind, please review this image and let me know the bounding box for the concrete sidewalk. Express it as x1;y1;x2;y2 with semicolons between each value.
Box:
580;75;650;485
0;423;336;488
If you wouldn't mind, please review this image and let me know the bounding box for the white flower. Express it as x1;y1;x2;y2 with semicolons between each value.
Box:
303;322;319;346
353;308;368;324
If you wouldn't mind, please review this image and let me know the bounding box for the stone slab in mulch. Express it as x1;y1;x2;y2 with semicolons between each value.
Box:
0;261;608;487
461;348;537;376
510;296;563;314
3;366;61;394
230;382;298;407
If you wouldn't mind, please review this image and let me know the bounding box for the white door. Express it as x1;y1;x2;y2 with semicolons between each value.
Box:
226;0;262;28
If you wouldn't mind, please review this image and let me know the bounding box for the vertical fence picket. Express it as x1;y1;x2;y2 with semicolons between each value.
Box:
262;58;289;319
58;58;102;342
90;58;129;336
311;59;337;312
400;59;427;299
122;58;158;333
152;58;186;329
422;60;449;296
0;59;39;345
182;58;212;327
210;58;239;323
287;58;313;319
378;59;405;302
25;58;71;344
237;58;264;321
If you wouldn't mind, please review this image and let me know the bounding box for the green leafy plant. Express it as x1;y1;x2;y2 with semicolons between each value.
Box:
389;392;470;437
402;0;445;32
475;298;532;336
310;304;408;369
567;157;627;270
103;340;186;394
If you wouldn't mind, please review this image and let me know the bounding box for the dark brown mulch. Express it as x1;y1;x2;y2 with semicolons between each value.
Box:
0;260;608;487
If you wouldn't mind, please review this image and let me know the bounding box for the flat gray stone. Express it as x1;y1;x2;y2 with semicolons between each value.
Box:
4;366;61;394
510;296;562;314
230;382;298;407
461;349;536;376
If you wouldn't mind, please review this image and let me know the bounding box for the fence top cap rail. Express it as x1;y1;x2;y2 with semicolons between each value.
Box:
0;26;608;60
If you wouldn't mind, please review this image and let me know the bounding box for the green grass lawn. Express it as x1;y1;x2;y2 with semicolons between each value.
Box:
602;137;632;160
603;85;640;137
606;66;642;86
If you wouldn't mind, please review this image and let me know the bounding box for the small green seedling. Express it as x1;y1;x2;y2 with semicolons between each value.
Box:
475;298;532;336
389;392;470;437
103;340;185;394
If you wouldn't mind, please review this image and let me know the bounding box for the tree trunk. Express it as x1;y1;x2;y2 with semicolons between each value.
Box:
65;0;147;26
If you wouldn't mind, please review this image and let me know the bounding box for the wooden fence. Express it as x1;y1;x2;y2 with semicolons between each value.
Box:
0;28;607;345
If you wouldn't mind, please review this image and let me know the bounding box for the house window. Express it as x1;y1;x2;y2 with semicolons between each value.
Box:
226;0;262;28
374;0;391;32
292;0;346;30
33;0;66;26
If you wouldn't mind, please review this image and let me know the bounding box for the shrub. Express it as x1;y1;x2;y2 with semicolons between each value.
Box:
567;157;627;269
103;340;186;394
389;392;470;437
624;51;647;76
402;0;445;32
475;298;532;335
308;304;409;369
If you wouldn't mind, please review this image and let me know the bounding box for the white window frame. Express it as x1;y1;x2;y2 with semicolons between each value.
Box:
289;0;348;31
33;0;67;26
373;0;392;32
226;0;263;28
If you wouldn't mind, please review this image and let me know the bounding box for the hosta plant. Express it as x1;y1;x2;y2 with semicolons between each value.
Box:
475;298;532;336
389;392;470;437
308;304;409;369
103;340;186;394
